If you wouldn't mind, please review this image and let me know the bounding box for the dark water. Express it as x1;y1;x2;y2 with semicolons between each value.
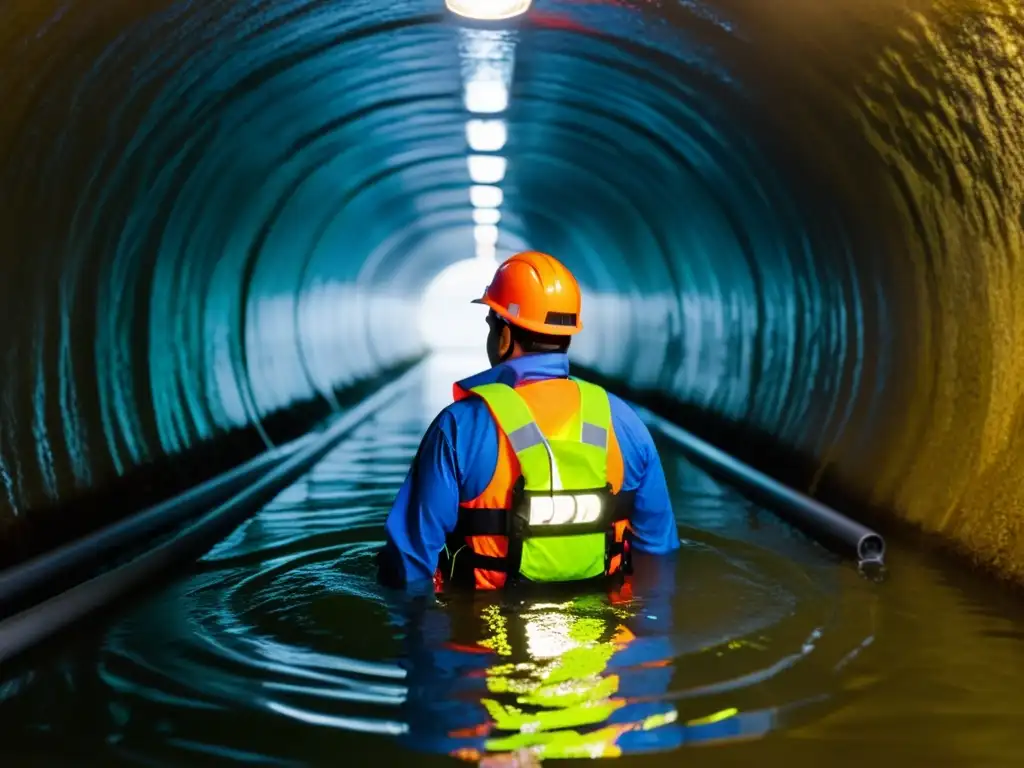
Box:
2;355;1024;766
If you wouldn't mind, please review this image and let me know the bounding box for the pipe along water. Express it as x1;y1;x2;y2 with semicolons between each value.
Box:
0;364;424;668
637;406;886;570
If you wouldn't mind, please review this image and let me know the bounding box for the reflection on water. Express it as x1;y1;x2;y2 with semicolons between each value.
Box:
2;359;1024;766
401;550;843;764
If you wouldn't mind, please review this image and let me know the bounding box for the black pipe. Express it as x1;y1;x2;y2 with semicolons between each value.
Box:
0;363;423;668
0;433;316;618
635;404;886;567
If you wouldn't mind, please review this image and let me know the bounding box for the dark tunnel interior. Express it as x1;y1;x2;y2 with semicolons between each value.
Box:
1;0;1024;585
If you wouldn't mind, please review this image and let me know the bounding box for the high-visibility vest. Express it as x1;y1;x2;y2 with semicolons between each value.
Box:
441;376;634;590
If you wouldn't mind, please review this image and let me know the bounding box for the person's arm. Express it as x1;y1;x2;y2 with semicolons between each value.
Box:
630;435;680;554
609;395;680;555
377;409;461;589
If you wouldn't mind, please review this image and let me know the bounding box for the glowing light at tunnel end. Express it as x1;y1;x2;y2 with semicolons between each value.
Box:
418;254;500;352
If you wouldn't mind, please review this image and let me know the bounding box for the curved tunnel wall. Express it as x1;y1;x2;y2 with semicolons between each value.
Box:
1;0;1023;580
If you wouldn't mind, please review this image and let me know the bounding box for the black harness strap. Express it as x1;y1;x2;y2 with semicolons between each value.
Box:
613;489;637;521
454;488;635;535
453;507;507;537
505;476;527;585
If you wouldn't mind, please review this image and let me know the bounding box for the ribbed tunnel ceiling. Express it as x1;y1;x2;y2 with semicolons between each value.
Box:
1;0;1023;577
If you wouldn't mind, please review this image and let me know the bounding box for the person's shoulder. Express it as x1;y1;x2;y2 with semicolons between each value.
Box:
606;390;649;430
428;396;498;483
427;396;492;436
606;390;657;450
441;396;491;421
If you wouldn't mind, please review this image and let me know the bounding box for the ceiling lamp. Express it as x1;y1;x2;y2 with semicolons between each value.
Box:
445;0;532;22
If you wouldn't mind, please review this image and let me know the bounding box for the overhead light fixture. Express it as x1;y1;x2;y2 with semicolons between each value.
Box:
473;208;501;225
466;119;507;152
470;185;503;208
476;243;498;261
459;30;515;114
446;0;532;21
468;155;507;184
464;80;508;113
474;224;500;246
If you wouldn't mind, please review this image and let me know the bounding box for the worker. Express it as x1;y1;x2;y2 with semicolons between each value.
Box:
377;250;679;591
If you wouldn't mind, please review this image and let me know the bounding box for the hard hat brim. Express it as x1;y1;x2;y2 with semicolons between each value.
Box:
471;296;581;336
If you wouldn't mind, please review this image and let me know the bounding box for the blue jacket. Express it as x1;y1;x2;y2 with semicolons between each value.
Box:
378;353;680;587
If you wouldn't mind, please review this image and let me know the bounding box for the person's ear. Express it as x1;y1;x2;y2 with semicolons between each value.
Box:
498;324;512;358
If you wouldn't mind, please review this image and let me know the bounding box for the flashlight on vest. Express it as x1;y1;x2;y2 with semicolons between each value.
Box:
528;493;603;526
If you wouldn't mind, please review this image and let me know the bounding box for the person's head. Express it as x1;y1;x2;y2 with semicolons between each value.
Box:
472;251;583;367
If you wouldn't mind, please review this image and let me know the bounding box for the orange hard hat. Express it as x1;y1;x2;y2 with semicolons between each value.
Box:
472;251;583;336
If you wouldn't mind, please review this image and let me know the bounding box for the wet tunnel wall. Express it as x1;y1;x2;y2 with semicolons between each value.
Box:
1;0;1022;579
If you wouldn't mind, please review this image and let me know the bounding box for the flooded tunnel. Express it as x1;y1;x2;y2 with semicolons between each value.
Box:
2;0;1024;765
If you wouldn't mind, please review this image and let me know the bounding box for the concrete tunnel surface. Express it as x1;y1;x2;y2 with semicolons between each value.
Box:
1;0;1024;586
